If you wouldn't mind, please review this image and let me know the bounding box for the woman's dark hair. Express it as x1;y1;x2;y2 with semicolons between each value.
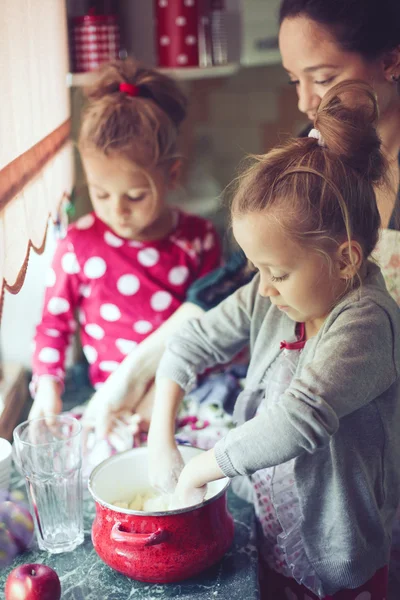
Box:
279;0;400;60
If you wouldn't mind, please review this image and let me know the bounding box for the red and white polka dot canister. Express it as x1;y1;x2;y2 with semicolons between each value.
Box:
72;10;120;73
154;0;205;67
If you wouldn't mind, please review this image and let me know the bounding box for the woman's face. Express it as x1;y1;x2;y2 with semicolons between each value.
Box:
279;15;395;122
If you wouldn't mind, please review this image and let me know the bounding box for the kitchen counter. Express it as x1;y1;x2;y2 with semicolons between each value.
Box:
0;468;260;600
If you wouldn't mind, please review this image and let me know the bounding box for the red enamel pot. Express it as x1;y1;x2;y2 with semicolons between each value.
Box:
88;446;234;583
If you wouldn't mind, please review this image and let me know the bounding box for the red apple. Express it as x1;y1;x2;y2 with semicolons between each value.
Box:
5;564;61;600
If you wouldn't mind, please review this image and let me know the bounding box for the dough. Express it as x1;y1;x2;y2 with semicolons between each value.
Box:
112;490;171;512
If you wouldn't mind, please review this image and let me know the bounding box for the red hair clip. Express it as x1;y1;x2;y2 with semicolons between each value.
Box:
119;82;140;97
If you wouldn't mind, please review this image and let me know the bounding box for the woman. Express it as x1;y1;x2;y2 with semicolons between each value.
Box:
84;0;400;437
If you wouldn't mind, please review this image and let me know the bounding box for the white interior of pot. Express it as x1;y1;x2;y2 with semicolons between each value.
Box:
89;446;229;510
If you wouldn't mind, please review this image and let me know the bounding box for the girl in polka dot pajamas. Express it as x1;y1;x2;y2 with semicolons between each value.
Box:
148;82;400;600
29;58;221;427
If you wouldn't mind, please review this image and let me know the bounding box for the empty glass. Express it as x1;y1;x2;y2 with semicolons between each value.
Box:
13;415;84;553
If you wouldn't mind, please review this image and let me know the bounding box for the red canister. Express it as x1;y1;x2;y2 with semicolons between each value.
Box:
72;9;120;73
154;0;208;67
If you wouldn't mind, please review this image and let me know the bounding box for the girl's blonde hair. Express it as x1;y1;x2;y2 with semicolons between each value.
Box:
231;80;387;269
78;58;188;169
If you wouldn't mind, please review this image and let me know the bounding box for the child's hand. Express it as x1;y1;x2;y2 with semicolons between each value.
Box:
148;439;185;495
29;376;63;421
83;361;158;440
171;463;207;509
171;449;225;509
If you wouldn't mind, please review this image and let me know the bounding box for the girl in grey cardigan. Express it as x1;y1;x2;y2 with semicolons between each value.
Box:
148;81;400;599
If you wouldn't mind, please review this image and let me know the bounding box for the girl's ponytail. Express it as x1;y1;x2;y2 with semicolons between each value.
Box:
79;58;187;167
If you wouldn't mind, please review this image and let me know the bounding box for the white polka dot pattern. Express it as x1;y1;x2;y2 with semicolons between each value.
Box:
84;256;107;279
85;323;105;340
159;0;168;6
48;297;70;315
79;284;91;298
128;240;143;248
100;303;121;322
151;290;172;311
117;274;140;296
137;247;159;267
184;0;195;5
177;54;188;65
168;265;189;285
133;320;153;334
354;593;372;600
160;35;170;46
76;214;95;230
45;329;60;338
61;252;80;274
83;345;97;364
78;309;86;325
104;231;124;247
176;16;186;26
99;361;119;372
38;347;60;363
115;339;137;355
185;35;196;45
46;268;56;287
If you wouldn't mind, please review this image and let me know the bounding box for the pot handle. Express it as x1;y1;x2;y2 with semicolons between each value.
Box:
111;522;168;547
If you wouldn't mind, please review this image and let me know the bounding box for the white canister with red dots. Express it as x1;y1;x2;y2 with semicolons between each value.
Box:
72;9;120;73
154;0;211;68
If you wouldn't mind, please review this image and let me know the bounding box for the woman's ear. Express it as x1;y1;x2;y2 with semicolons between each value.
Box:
167;159;182;190
382;46;400;82
336;240;364;279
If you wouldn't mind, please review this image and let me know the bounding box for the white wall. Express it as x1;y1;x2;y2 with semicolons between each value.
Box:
0;222;57;368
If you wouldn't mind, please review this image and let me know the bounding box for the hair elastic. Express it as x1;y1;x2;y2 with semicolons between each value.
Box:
308;127;325;147
119;82;140;97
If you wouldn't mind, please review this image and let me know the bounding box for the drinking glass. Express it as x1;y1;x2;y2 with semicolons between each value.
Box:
13;415;84;553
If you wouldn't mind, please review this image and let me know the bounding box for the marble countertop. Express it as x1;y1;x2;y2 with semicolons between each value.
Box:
0;470;260;600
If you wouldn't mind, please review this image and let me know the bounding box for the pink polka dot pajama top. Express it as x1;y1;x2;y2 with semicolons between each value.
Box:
32;209;221;391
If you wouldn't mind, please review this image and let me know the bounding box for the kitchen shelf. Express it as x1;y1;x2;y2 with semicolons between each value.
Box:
67;63;240;87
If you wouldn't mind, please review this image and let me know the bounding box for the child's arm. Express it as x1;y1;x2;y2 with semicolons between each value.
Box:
147;377;186;493
83;301;205;438
211;300;398;479
30;234;81;418
147;277;259;493
155;275;258;392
